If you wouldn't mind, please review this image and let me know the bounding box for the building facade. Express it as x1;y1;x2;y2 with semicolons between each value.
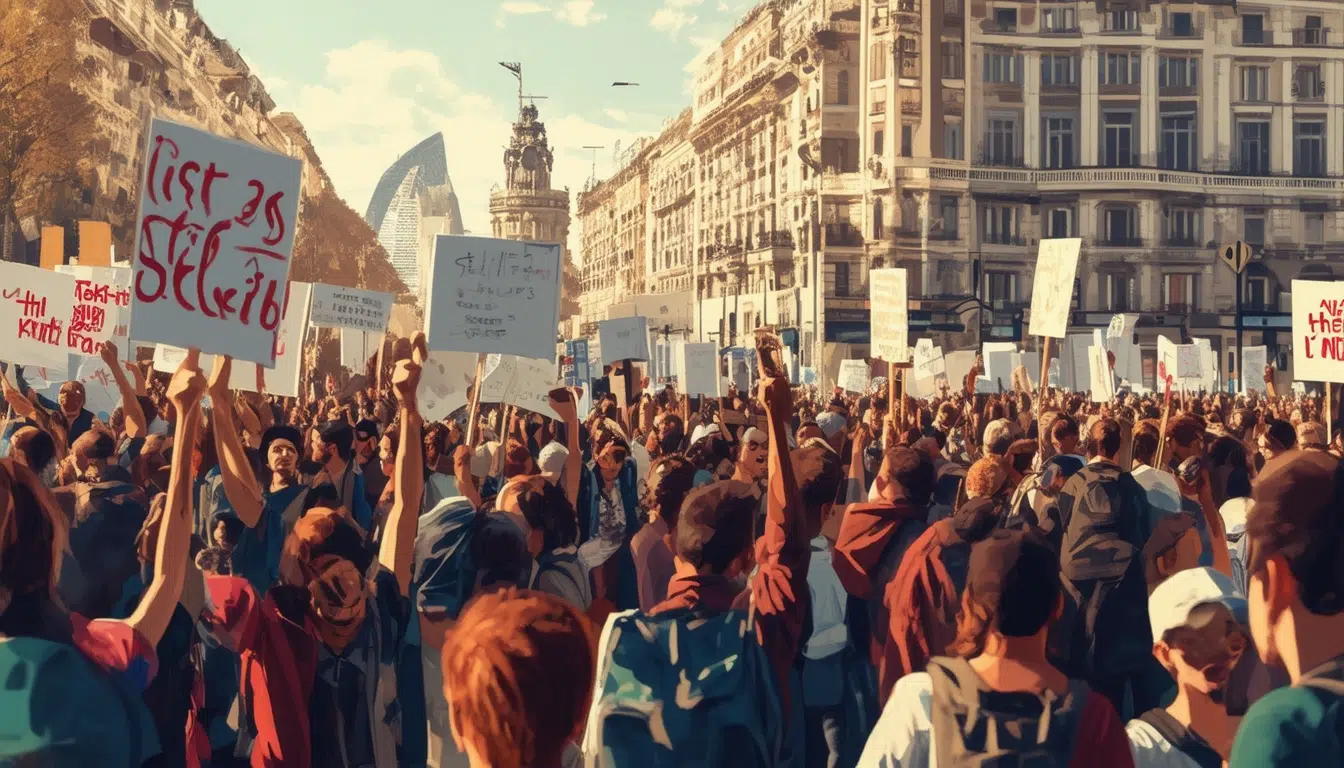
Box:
575;0;1344;387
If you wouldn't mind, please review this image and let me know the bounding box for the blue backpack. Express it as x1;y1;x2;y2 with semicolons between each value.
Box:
589;608;783;767
0;636;159;767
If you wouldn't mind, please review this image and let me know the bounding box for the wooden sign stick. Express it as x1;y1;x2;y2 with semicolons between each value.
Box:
465;353;487;447
1037;337;1053;454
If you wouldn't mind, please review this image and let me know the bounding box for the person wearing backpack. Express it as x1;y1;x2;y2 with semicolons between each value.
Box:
0;348;207;766
859;529;1134;768
582;366;807;766
1230;450;1344;768
1127;567;1251;768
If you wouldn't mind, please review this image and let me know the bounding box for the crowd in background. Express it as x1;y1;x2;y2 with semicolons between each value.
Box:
1;336;1342;768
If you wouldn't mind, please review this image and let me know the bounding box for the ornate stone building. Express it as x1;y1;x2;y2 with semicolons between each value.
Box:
490;102;572;269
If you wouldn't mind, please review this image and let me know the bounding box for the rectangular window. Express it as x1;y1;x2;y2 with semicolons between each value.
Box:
1294;65;1324;101
1105;207;1136;244
1168;208;1199;245
984;51;1022;84
1247;277;1268;310
1294;120;1325;177
993;7;1018;31
1168;11;1194;37
869;42;887;81
940;195;959;236
1048;207;1074;238
1163;273;1198;310
1244;211;1266;245
982;204;1019;244
834;262;850;297
984;117;1018;165
1238;121;1271;174
901;125;913;157
987;272;1017;306
943;42;964;78
1103;112;1135;167
1159;56;1199;89
944;122;963;160
1160;114;1197;171
1100;51;1141;85
1041;7;1076;32
1104;10;1139;32
873;128;885;156
1044;116;1075;169
1104;274;1130;312
1240;66;1269;102
1300;15;1325;46
1306;212;1326;244
1242;13;1265;44
1041;54;1078;86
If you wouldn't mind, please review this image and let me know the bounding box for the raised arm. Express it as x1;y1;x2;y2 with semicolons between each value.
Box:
100;342;146;439
209;357;263;528
381;333;427;596
125;349;205;646
0;368;35;420
760;368;803;567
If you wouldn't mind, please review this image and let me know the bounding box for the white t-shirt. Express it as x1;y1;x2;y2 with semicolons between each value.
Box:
857;672;935;767
1125;718;1208;768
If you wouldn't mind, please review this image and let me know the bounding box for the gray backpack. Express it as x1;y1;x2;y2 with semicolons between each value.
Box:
928;656;1089;767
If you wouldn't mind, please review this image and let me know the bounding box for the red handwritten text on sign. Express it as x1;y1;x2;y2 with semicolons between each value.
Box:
1303;298;1344;361
131;119;301;365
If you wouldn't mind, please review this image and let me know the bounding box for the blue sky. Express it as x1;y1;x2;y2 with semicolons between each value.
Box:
193;0;751;248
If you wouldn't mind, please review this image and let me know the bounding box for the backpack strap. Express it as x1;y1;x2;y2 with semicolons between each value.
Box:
1137;709;1224;768
1296;656;1344;696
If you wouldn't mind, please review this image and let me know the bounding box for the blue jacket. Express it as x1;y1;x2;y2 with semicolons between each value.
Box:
578;458;642;610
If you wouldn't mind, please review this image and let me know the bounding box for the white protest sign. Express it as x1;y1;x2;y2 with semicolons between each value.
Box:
340;328;381;372
869;268;910;364
0;263;76;370
837;359;870;394
499;357;563;420
56;265;133;359
1291;279;1344;383
982;342;1017;392
1241;346;1268;393
1028;238;1082;339
974;376;996;394
914;340;946;379
1012;350;1041;388
1176;345;1201;380
598;316;651;362
309;284;393;333
677;342;720;396
417;350;481;422
944;350;977;391
424;235;562;361
1194;338;1217;393
130;118;301;365
153;281;311;398
1088;345;1115;403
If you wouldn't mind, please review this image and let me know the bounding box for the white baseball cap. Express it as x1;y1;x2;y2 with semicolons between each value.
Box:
815;411;846;440
689;423;721;446
1149;566;1247;641
538;442;569;479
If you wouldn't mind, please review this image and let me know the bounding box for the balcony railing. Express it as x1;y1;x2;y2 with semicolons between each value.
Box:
1164;236;1200;247
1241;29;1273;46
1163;303;1195;314
1157;24;1203;39
982;20;1018;33
1096;235;1146;248
1293;27;1328;46
824;224;865;248
1040;23;1080;35
982;233;1028;246
977;148;1026;168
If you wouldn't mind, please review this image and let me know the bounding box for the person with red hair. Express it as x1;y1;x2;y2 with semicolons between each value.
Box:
441;588;595;768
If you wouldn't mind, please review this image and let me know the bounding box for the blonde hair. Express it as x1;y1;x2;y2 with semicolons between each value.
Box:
442;588;595;768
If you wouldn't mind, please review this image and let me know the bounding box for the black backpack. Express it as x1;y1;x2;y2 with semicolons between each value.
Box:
1136;709;1223;768
928;656;1089;767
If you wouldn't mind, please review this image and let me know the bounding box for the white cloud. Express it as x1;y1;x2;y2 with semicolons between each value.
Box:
650;0;704;36
604;108;629;123
556;0;607;26
282;40;652;262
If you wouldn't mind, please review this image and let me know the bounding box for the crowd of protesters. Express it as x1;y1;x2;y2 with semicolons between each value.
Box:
1;334;1342;768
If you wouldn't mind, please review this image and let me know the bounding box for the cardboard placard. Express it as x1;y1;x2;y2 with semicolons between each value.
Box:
130;118;302;365
424;235;562;361
869;268;910;364
837;359;871;394
308;284;393;333
1089;345;1115;403
677;342;720;396
597;316;651;363
340;328;381;371
1241;346;1268;394
55;265;133;360
418;350;487;422
0;262;76;370
1292;279;1344;383
1028;238;1082;339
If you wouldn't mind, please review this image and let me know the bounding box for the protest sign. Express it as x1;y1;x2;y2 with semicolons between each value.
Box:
1177;345;1200;380
982;342;1017;392
677;342;719;396
56;265;132;359
1089;345;1115;403
1012;350;1041;388
424;235;562;361
153;281;311;398
598;316;651;362
340;328;381;372
1194;338;1217;393
1028;238;1082;339
0;262;76;370
563;339;591;387
837;359;870;394
944;351;977;391
478;355;562;420
914;339;946;379
1291;279;1344;383
869;268;910;364
130;119;302;365
309;284;393;333
418;350;484;422
1241;346;1268;393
